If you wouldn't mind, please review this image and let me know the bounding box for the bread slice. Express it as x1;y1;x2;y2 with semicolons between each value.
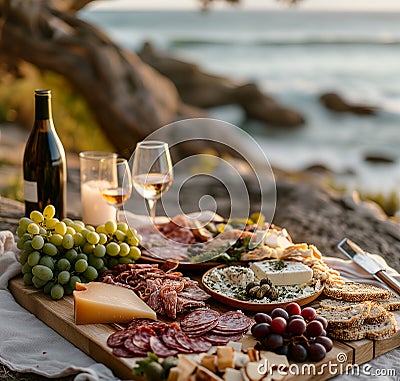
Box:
376;297;400;311
323;281;394;302
316;302;371;329
319;299;388;325
328;312;397;341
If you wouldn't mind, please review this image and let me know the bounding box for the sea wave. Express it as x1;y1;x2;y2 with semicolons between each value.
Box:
170;37;400;48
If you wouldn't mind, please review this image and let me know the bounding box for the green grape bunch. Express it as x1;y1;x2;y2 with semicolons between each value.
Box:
16;205;142;300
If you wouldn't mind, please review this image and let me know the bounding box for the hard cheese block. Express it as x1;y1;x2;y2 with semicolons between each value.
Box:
250;260;313;285
73;282;156;324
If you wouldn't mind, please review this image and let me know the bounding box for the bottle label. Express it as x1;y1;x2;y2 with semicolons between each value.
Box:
24;180;38;203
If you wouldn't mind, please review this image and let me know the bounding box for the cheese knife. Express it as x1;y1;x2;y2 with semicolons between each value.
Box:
337;238;400;295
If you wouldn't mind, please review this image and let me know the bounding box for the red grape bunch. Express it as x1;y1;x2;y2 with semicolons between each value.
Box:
251;302;333;362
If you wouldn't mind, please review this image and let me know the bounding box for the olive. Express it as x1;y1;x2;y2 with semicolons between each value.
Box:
248;286;260;298
246;281;259;293
267;287;279;300
144;362;164;381
162;356;178;372
259;284;271;297
260;277;272;287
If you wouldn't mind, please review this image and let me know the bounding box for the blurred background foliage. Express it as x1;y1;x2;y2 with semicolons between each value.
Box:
0;63;112;153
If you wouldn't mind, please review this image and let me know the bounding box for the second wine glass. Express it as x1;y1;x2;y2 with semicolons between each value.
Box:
132;141;173;222
98;157;132;222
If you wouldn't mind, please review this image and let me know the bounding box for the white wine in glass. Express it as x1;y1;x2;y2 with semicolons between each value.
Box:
132;141;173;222
99;157;132;222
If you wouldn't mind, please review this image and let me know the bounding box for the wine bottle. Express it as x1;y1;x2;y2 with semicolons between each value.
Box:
23;89;67;219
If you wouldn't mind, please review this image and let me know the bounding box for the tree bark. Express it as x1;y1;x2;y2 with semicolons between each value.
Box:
0;0;180;155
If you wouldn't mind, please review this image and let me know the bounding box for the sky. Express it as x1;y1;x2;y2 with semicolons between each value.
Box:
88;0;400;12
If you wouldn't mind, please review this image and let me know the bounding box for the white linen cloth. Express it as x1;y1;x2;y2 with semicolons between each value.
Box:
0;230;118;381
1;223;399;381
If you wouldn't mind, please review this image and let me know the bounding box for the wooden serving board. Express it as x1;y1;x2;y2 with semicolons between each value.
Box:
8;276;400;381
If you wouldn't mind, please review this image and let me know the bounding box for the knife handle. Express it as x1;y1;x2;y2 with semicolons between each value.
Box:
375;271;400;295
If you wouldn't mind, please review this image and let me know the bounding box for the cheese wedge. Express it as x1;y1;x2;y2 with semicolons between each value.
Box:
73;282;156;324
250;260;312;285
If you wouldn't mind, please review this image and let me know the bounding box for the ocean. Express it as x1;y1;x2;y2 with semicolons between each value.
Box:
80;8;400;194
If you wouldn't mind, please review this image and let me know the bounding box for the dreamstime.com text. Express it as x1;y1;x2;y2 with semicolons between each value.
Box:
257;353;397;378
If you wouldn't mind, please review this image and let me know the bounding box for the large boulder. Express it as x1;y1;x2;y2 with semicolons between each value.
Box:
139;42;305;128
320;92;377;115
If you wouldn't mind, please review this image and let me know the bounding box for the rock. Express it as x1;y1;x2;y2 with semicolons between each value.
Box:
139;41;305;128
272;180;400;271
319;92;377;115
364;154;396;164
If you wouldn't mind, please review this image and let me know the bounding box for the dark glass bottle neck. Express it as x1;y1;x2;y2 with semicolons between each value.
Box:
35;92;52;121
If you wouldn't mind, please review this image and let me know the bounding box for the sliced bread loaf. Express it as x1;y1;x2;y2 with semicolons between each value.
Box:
319;299;388;325
316;302;371;329
376;297;400;311
323;281;394;302
328;312;397;341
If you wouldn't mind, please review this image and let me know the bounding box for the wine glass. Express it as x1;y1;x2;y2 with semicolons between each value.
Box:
132;141;173;222
98;157;132;222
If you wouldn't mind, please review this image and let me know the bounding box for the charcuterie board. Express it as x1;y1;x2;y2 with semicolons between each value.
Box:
8;276;400;381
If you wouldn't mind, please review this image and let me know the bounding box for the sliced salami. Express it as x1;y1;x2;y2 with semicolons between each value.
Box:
107;329;134;348
132;326;157;350
215;311;251;332
112;346;140;358
202;332;244;345
187;337;212;353
127;318;157;330
123;338;147;356
181;320;219;337
161;324;192;353
180;308;220;329
210;327;248;336
150;336;179;358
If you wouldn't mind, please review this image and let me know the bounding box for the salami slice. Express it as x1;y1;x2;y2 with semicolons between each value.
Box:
112;346;139;358
180;308;220;329
210;327;249;335
107;329;133;348
202;332;244;345
128;318;157;330
187;337;213;353
132;326;157;350
161;324;192;353
181;320;219;337
123;338;147;355
150;336;179;358
215;311;251;332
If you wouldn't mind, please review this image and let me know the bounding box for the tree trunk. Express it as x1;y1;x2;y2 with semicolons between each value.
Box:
0;0;181;155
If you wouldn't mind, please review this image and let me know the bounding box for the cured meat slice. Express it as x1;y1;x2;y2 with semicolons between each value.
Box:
107;329;134;348
187;337;212;353
202;332;244;345
165;227;196;244
127;318;157;330
215;311;252;332
181;319;219;337
210;327;249;336
161;324;192;353
180;308;220;329
147;291;165;315
123;338;148;356
161;259;180;273
162;288;178;319
150;336;179;358
176;297;207;314
112;346;139;358
179;285;210;301
132;326;157;350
